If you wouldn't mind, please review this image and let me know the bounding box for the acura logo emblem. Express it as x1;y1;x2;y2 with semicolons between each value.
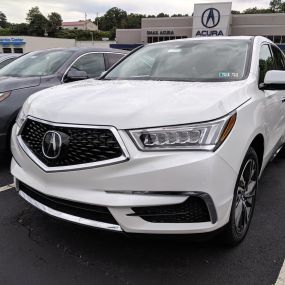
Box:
201;8;221;28
42;131;62;159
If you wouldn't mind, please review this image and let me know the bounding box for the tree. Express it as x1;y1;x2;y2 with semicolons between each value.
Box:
0;11;8;28
47;12;62;35
231;10;241;14
270;0;282;12
26;7;41;23
26;6;48;36
171;14;189;17
157;13;169;17
10;23;29;35
126;13;145;29
96;7;127;31
243;7;272;14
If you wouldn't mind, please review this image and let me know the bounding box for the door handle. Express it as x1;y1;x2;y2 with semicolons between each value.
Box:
282;97;285;103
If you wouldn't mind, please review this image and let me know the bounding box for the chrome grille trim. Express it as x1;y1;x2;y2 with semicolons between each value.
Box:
18;190;122;231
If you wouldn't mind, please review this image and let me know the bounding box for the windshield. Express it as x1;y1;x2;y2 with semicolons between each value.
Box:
0;50;74;77
105;40;251;82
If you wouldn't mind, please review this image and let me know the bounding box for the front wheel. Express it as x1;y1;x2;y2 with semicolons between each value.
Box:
221;147;259;246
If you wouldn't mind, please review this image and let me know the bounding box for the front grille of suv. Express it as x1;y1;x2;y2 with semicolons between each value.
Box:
20;118;123;168
129;197;211;223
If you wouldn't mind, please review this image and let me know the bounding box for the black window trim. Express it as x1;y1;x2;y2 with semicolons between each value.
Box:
258;42;275;87
62;51;117;83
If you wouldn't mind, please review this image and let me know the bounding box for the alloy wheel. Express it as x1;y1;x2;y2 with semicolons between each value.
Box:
234;158;257;235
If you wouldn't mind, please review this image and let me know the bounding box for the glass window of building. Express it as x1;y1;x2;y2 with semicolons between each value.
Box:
3;48;12;53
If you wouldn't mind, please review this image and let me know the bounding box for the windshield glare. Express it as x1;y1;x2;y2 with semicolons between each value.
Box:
0;50;74;77
105;40;251;82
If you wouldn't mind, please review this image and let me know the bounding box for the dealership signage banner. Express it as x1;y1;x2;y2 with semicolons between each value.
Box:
147;30;175;36
0;38;26;46
192;2;232;37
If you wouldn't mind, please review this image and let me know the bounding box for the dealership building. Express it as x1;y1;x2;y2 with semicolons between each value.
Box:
115;2;285;50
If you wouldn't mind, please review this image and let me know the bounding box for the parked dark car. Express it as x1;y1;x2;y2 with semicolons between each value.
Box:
0;47;128;152
0;54;21;70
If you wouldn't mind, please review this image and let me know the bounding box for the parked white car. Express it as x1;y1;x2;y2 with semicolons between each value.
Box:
11;36;285;245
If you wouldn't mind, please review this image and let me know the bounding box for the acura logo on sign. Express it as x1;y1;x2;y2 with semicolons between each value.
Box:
42;131;63;159
201;8;221;28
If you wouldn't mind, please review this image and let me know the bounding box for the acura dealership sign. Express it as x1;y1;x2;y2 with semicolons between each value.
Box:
202;8;220;28
192;2;232;37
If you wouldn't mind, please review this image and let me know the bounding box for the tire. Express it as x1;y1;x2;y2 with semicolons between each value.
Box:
220;147;259;246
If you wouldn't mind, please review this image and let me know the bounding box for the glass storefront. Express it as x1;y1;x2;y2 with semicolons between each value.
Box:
147;36;188;43
265;35;285;44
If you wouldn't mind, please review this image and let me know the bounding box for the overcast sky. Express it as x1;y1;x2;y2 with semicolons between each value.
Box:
0;0;271;23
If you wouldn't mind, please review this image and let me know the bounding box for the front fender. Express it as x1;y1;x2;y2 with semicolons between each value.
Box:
216;98;267;175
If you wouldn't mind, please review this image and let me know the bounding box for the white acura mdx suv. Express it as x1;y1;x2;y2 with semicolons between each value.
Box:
11;36;285;245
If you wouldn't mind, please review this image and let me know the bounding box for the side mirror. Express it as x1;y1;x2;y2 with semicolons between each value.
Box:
65;68;88;82
260;70;285;90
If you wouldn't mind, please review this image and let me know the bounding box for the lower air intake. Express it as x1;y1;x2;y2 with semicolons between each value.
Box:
129;197;211;223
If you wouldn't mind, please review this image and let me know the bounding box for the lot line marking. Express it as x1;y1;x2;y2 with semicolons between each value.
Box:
276;260;285;285
0;184;15;192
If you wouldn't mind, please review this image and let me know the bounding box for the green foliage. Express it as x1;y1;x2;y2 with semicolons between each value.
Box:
0;11;8;28
270;0;282;12
55;29;112;41
243;7;272;14
26;7;41;23
8;23;29;35
26;6;48;36
243;1;285;14
47;12;62;36
0;28;10;36
157;13;169;17
171;14;189;17
96;7;128;31
126;13;146;29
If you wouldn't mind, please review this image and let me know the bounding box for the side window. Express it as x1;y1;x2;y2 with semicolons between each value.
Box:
106;53;125;69
71;53;105;78
259;44;275;84
271;45;285;70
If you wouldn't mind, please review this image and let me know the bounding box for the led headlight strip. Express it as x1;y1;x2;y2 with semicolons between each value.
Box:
129;112;237;151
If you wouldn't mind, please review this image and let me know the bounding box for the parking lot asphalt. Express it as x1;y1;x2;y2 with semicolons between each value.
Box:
0;153;284;285
0;155;13;187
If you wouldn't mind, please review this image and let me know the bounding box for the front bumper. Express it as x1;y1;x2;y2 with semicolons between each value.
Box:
11;124;238;234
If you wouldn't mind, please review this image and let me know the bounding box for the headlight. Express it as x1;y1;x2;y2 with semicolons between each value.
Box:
129;112;236;151
0;91;11;102
16;106;28;129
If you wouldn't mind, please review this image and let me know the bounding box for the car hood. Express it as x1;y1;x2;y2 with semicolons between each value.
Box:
0;76;41;92
27;79;251;129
